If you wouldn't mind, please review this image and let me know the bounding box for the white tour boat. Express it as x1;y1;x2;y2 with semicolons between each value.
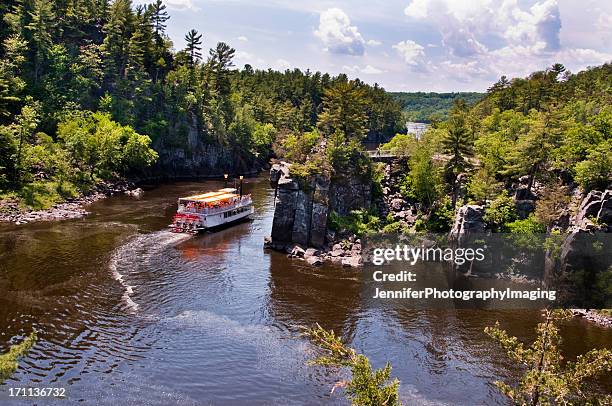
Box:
170;187;253;233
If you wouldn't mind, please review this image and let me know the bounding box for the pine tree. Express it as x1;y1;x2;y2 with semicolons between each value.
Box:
485;310;612;405
149;0;168;39
184;29;202;67
26;0;55;84
442;100;473;208
317;80;368;141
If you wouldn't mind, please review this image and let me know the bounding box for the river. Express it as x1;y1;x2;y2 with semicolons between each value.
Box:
0;176;610;405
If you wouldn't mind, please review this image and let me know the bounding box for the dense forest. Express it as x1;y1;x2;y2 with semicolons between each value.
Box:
380;62;612;234
389;91;483;123
0;0;403;209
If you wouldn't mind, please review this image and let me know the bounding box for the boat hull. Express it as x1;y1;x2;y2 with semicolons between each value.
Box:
170;205;254;234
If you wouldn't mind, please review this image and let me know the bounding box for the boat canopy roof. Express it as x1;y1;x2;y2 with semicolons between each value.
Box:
179;188;239;203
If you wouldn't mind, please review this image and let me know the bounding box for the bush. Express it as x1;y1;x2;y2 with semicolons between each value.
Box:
506;214;546;249
328;209;381;236
484;192;517;231
276;129;322;163
425;197;454;232
574;140;611;191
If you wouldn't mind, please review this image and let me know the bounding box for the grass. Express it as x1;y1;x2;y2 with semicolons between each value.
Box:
1;179;82;211
0;331;37;382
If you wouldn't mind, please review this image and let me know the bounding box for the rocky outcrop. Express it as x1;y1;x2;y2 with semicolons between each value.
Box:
450;205;485;243
266;161;370;267
268;162;331;248
544;189;612;308
376;159;418;228
573;189;612;231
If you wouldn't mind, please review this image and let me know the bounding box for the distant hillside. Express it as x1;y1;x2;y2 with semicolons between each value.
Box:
389;92;484;122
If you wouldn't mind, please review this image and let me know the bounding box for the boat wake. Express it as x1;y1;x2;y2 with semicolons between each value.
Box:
109;230;191;312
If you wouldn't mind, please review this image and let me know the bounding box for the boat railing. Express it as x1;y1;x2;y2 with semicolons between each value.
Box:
178;195;252;215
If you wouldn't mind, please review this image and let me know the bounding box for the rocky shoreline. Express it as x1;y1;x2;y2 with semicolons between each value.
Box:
0;181;143;225
571;309;612;329
265;234;364;268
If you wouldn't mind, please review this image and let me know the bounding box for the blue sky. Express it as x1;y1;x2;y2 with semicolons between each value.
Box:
136;0;612;92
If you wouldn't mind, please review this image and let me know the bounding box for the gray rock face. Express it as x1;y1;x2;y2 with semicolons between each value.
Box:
269;161;370;250
450;205;486;240
574;189;612;230
544;189;612;306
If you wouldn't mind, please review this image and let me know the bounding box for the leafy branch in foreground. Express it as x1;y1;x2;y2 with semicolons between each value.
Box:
303;324;402;406
485;310;612;405
0;331;37;382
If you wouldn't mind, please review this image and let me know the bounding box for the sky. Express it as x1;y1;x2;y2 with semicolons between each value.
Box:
135;0;612;92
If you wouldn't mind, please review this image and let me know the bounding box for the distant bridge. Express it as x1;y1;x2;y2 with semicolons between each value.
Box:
365;150;397;162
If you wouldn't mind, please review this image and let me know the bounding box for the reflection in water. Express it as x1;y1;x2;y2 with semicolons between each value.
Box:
0;176;610;405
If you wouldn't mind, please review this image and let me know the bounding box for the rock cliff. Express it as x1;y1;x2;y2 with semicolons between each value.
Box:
267;161;371;253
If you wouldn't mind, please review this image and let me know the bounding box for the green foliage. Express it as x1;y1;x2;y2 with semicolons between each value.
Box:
277;129;322;163
400;147;441;207
304;324;402;406
484;192;517;231
424;197;454;232
468;167;503;204
485;309;612;405
389;91;483;122
0;331;37;382
318;80;368;141
506;215;547;249
442;100;474;207
574;140;611;191
57;111;157;181
328;209;381;236
381;133;417;157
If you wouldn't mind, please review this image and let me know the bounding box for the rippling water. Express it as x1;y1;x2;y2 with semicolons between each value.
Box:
0;176;610;405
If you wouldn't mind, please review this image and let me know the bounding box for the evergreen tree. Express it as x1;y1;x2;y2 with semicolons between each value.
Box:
26;0;55;84
442;100;473;208
184;29;202;67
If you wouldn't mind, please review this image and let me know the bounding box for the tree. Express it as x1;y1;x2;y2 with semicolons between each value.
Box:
101;0;134;81
318;80;368;141
534;181;570;230
26;0;55;83
574;140;612;191
485;309;612;405
184;29;202;66
468;167;502;205
442;100;473;208
483;192;517;231
208;41;235;94
149;0;169;38
304;324;402;406
502;109;562;194
401;147;440;207
12;100;40;184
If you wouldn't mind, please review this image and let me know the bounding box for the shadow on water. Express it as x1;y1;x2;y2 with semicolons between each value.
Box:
0;175;610;405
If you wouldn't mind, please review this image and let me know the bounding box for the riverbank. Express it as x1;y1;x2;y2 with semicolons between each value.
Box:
571;309;612;328
0;180;141;225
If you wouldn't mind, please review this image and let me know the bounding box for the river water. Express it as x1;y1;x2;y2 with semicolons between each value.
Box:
0;176;610;405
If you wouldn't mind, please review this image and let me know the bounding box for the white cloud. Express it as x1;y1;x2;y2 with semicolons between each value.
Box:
237;36;249;42
164;0;197;10
343;64;384;74
362;64;383;74
275;58;292;70
404;0;561;57
235;51;265;67
314;8;365;56
393;40;425;65
367;39;382;46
